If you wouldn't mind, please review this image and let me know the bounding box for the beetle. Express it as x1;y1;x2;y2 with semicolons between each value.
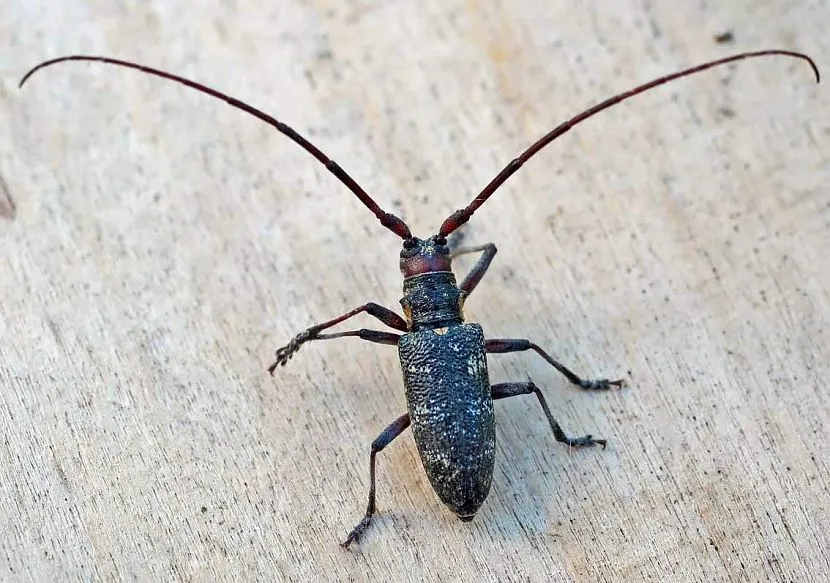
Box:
20;49;818;547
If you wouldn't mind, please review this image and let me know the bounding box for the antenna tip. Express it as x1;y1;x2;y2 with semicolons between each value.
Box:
790;51;820;83
759;50;819;84
809;60;821;83
18;69;33;88
19;60;56;89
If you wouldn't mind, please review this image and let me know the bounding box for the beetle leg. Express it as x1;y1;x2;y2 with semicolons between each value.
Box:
485;338;625;390
313;330;400;343
269;303;407;372
342;413;411;549
268;329;400;374
491;380;606;448
451;243;497;297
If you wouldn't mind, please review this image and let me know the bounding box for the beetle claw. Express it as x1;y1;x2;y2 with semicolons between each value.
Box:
266;346;293;374
341;516;372;549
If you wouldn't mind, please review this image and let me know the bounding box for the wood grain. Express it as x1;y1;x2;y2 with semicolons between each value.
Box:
2;1;828;581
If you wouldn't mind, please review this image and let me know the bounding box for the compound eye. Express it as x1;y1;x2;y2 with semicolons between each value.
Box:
403;238;418;249
433;236;447;246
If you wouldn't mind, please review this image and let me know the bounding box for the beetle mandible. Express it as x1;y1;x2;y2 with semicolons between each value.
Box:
20;50;819;547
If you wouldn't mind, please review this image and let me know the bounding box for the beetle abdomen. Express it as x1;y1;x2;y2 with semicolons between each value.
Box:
398;323;495;519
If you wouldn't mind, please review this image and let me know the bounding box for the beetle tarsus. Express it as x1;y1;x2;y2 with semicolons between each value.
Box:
565;434;607;449
577;378;626;390
268;329;318;373
341;516;372;549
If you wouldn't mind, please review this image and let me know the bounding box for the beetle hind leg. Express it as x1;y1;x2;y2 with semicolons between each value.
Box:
342;413;411;548
491;380;606;448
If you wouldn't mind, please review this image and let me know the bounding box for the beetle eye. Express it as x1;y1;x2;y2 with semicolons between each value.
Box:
403;238;418;249
434;236;447;246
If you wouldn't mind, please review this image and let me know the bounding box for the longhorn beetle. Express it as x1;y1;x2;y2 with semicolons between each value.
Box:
20;50;819;547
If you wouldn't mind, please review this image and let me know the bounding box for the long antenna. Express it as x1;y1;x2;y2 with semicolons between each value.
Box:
19;55;413;240
438;50;819;238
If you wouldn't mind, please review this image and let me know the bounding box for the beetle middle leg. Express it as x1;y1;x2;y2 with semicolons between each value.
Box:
486;338;625;390
342;413;411;548
269;302;406;372
491;380;606;448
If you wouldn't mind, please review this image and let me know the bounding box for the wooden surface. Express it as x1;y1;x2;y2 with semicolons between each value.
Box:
2;1;828;581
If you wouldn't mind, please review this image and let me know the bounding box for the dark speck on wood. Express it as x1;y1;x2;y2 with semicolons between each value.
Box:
714;31;735;44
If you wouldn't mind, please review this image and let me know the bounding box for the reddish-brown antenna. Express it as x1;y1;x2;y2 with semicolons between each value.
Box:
437;50;819;238
19;55;413;240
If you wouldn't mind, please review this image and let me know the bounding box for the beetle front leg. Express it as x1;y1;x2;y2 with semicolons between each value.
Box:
269;303;407;372
452;243;497;298
486;338;625;390
268;329;400;374
492;380;606;448
342;413;411;549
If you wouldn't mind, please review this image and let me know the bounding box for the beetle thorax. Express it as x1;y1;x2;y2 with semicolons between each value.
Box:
399;236;463;330
400;272;463;330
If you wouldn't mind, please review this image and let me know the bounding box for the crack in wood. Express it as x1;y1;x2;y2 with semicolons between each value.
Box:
0;174;16;219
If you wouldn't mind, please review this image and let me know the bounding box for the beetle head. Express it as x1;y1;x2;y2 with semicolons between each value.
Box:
399;235;452;278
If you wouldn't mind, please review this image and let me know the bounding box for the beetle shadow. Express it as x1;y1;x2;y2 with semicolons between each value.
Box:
470;406;615;543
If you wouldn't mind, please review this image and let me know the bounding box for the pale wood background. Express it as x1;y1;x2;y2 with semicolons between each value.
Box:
2;1;828;581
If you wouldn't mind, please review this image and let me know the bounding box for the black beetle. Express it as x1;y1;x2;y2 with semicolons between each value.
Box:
20;50;818;547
